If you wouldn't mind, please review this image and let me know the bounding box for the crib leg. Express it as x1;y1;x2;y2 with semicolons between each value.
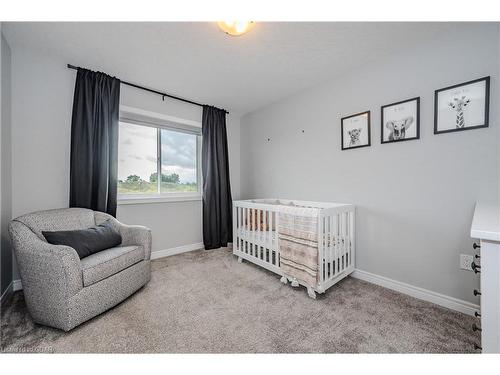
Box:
307;287;317;299
291;278;299;287
280;275;288;284
238;257;243;263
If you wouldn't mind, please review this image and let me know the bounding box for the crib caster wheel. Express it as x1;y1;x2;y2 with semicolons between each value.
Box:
280;276;288;284
307;287;317;299
238;257;243;263
291;278;299;287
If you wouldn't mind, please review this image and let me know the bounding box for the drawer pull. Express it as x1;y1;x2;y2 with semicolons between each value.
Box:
473;242;481;250
473;289;481;296
474;311;481;318
472;323;482;332
472;262;481;273
475;254;480;259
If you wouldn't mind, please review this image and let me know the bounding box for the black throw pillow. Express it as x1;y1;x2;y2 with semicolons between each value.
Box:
43;220;122;259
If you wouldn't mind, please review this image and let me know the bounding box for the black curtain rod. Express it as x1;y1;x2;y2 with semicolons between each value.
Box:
67;64;228;114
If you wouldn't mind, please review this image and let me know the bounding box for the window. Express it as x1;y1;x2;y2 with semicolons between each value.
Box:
117;112;201;201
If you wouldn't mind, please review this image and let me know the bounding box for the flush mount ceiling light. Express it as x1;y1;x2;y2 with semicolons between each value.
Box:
217;21;255;36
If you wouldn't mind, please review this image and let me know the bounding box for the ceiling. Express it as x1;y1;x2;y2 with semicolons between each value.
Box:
3;22;466;114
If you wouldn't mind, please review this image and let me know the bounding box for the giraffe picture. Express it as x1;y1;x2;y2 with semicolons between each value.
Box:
434;76;490;134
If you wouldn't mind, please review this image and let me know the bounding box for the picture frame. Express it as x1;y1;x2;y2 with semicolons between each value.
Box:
381;97;420;144
341;111;371;150
434;76;490;134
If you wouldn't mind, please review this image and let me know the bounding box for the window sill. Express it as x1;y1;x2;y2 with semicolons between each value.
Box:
117;195;202;205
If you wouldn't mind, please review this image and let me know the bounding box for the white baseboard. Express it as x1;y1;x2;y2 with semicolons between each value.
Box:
150;242;204;260
351;269;480;316
12;279;23;292
12;279;22;292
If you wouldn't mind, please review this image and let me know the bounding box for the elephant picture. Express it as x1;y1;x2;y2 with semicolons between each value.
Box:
381;97;420;144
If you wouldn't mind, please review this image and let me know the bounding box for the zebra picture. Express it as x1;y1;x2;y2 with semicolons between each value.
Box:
434;76;490;134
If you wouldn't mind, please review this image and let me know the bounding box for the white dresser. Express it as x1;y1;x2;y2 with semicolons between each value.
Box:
470;202;500;353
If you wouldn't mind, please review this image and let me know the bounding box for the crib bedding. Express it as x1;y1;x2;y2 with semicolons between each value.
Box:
237;227;277;242
278;206;320;288
237;227;339;247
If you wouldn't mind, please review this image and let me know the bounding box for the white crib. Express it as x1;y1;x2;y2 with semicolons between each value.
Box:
232;199;355;298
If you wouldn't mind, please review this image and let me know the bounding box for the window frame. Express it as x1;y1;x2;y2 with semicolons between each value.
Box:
117;106;202;205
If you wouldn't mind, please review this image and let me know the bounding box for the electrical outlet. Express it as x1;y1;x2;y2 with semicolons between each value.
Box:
460;254;474;271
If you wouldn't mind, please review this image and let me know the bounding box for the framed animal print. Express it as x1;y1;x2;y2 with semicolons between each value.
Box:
434;76;490;134
381;97;420;144
341;111;371;150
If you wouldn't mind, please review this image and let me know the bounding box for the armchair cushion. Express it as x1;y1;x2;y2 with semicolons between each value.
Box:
80;245;145;286
42;220;122;259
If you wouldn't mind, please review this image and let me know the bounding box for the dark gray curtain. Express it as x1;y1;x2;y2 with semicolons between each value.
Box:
69;68;121;216
202;106;233;249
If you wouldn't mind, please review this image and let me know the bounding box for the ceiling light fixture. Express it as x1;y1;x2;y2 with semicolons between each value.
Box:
217;21;255;36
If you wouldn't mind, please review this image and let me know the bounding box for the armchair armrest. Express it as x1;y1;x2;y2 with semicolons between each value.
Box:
9;220;83;302
119;223;152;260
94;212;152;260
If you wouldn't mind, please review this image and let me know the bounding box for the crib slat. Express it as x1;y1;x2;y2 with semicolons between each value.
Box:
324;216;328;280
263;209;267;261
329;215;333;278
257;209;262;259
319;215;324;283
322;216;326;280
346;212;351;267
252;209;257;257
242;207;245;254
237;207;241;251
238;207;245;251
249;208;253;255
331;214;335;275
340;212;344;271
255;209;259;258
328;215;333;279
275;211;279;266
245;208;250;254
335;213;340;273
268;211;278;265
270;211;274;265
233;204;237;252
343;212;347;270
324;216;328;281
350;211;355;268
344;212;349;268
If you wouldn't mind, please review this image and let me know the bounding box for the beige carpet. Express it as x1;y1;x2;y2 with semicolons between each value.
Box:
1;248;480;353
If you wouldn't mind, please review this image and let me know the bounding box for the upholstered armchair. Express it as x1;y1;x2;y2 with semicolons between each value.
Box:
9;208;151;331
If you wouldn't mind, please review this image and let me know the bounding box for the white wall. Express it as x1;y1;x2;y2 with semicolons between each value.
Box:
1;28;13;297
498;24;500;205
240;24;499;304
10;45;241;269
